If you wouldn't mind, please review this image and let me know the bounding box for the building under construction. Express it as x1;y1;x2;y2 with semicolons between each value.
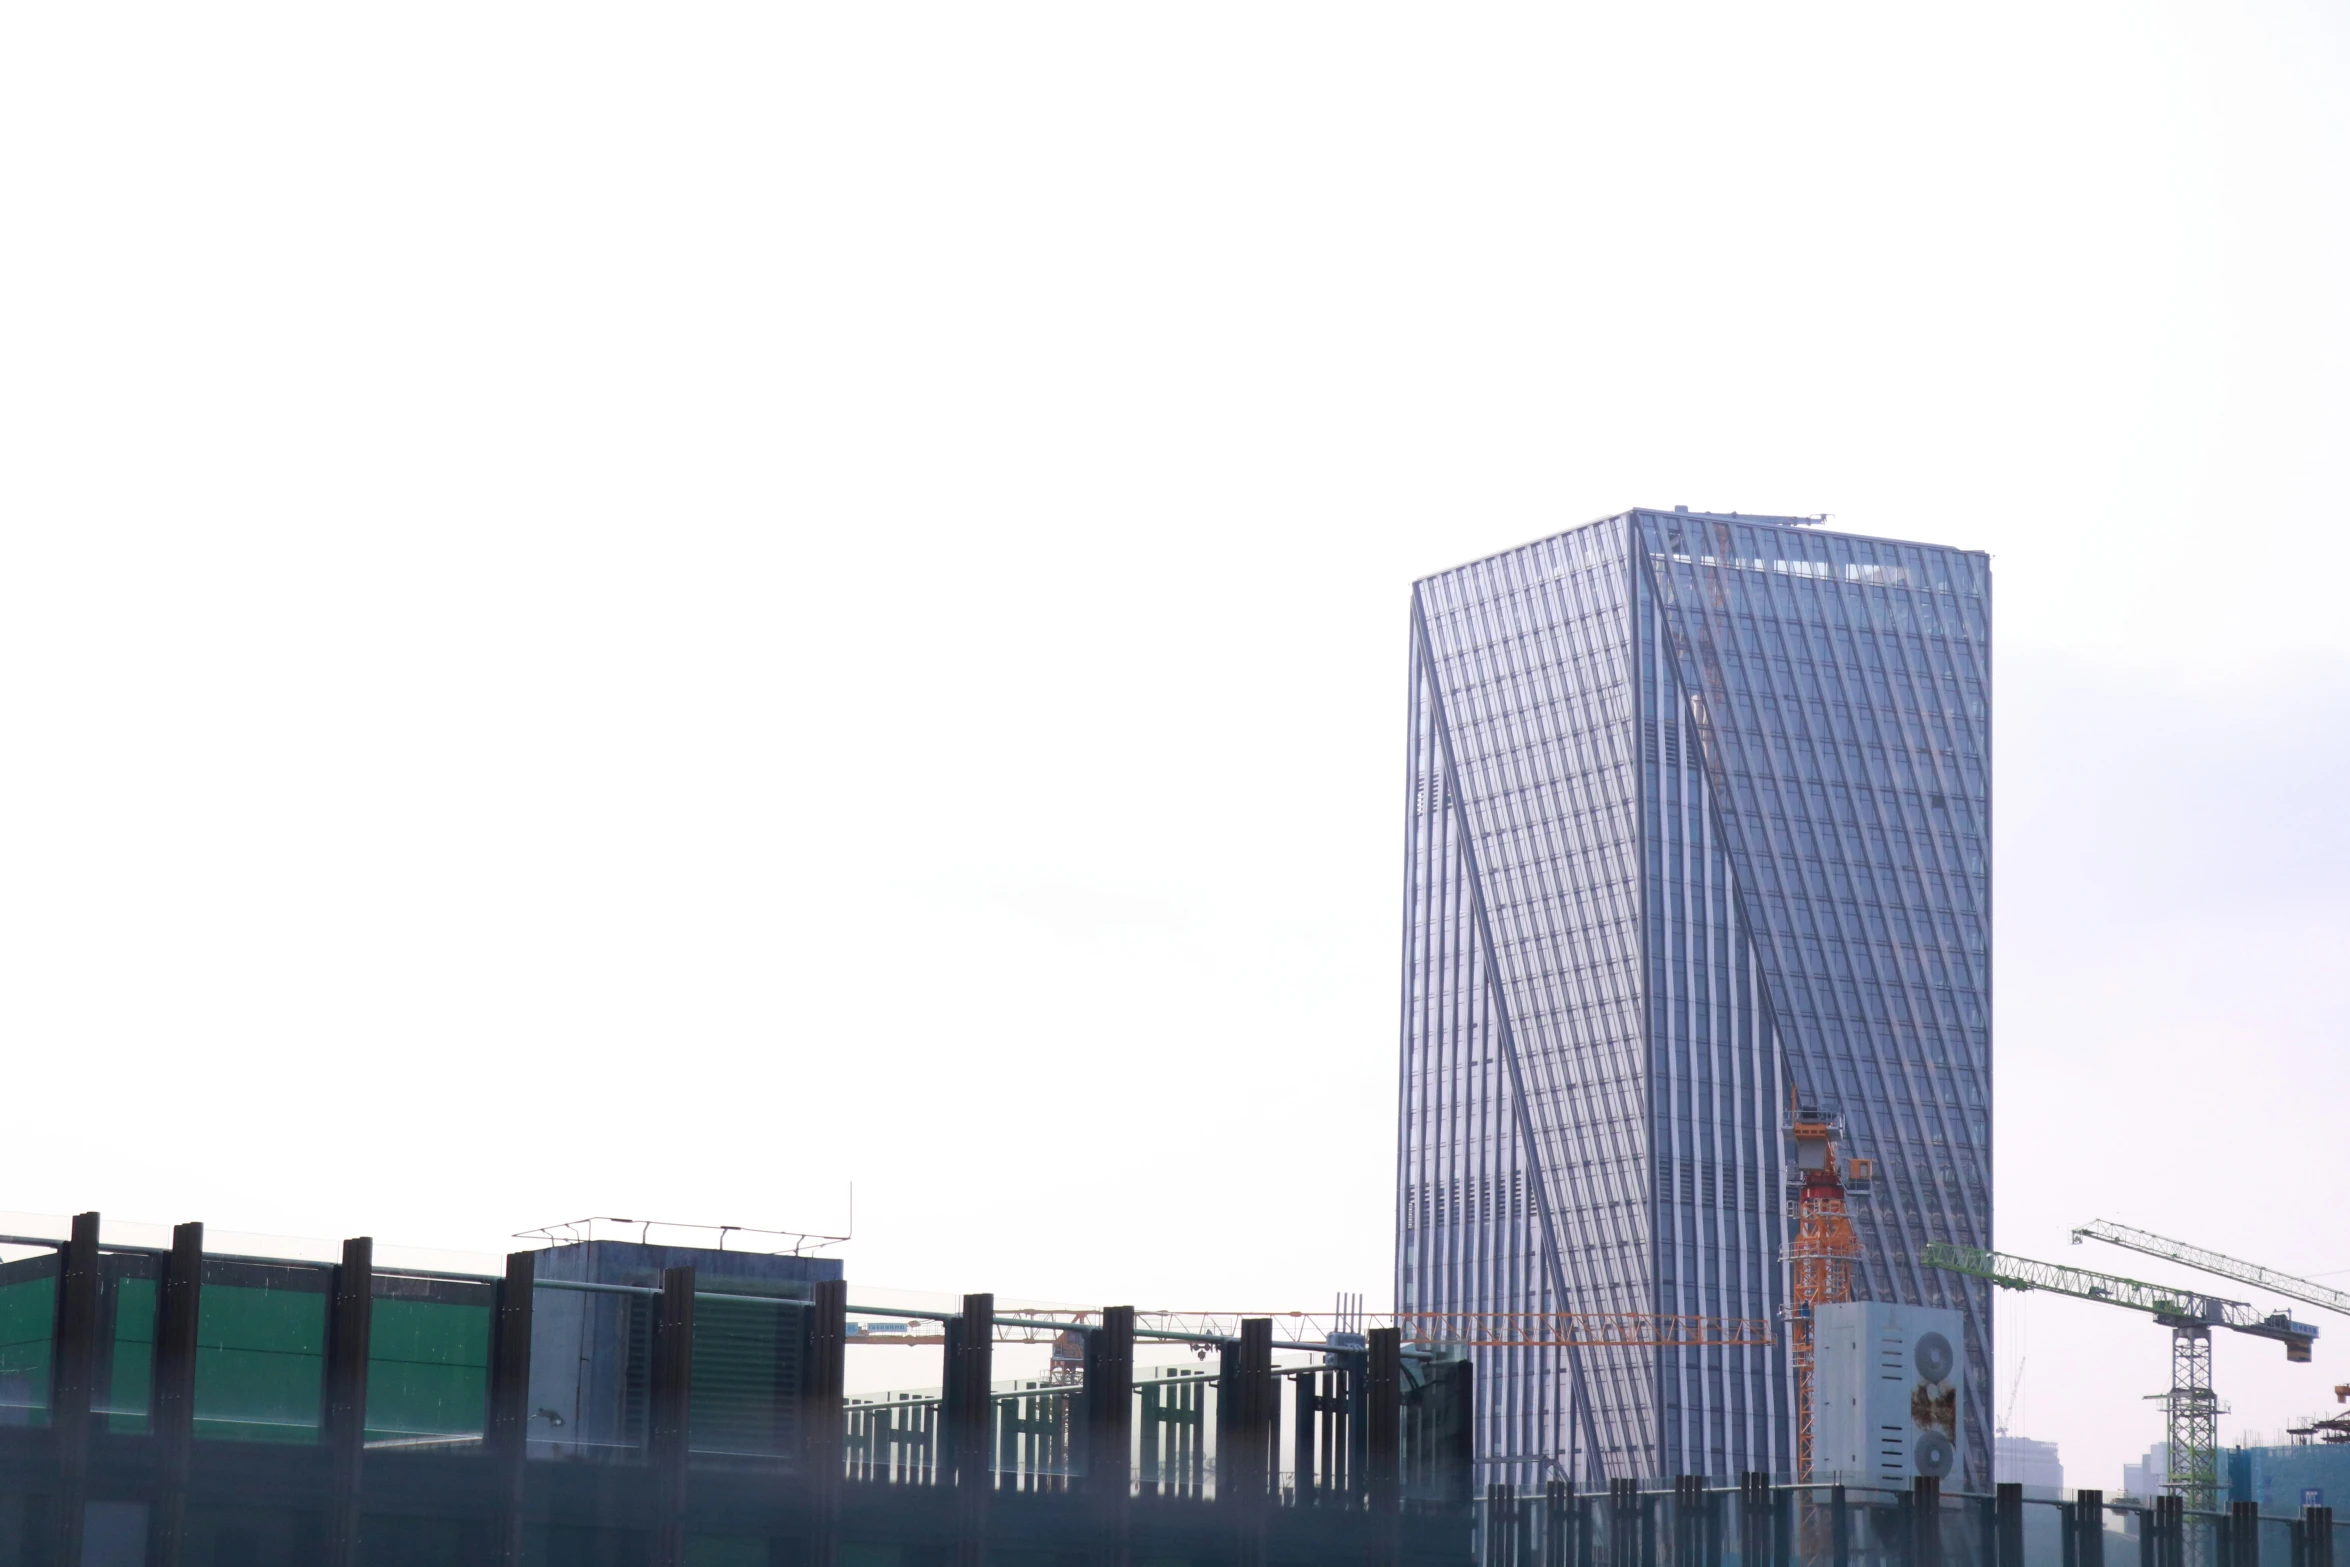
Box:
0;1211;1475;1566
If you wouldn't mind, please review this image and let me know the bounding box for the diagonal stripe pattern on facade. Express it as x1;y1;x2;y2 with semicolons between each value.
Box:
1397;509;1992;1489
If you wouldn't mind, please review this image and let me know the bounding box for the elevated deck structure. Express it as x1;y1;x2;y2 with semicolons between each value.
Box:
0;1210;1473;1566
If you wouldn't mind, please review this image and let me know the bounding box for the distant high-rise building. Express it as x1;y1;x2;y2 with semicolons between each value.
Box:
1396;508;1993;1487
2125;1443;2171;1502
1996;1435;2066;1497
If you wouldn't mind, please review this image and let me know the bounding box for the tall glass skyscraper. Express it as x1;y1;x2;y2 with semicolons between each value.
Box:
1396;508;1991;1487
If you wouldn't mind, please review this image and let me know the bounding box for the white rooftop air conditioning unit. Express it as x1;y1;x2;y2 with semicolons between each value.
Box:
1810;1301;1967;1488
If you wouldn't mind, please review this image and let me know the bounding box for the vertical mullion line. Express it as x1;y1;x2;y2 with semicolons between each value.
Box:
1522;566;1560;1484
1684;648;1703;1474
1511;563;1546;1477
1513;554;1569;1484
1798;568;1877;1304
1446;579;1467;1354
1428;633;1447;1325
1564;544;1612;1479
1430;638;1448;1329
1893;572;1953;1297
1723;689;1748;1476
1447;575;1466;1334
1527;560;1554;1477
1834;573;1920;1312
1617;527;1647;1474
1444;590;1466;1337
1400;618;1423;1331
1673;597;1697;1475
1701;688;1726;1476
1746;574;1791;1478
1763;941;1786;1477
1562;550;1597;1472
1510;567;1549;1422
1440;574;1488;1470
1655;575;1684;1476
1747;870;1768;1472
1411;580;1608;1483
1638;520;1804;1479
1728;713;1752;1472
1419;651;1433;1323
1499;567;1527;1471
1702;597;1738;1476
1658;524;1688;1477
1429;648;1440;1325
1682;597;1706;1472
1425;605;1451;1333
1408;667;1421;1319
1616;531;1649;1470
1734;869;1756;1474
1881;577;1962;1289
1625;515;1655;1480
1837;564;1923;1312
1765;941;1783;1476
1846;573;1931;1312
1650;581;1670;1472
1519;560;1554;1477
1466;580;1498;1474
1400;643;1419;1334
1495;562;1534;1475
1976;548;1994;1486
1501;566;1537;1477
1703;648;1731;1473
1609;549;1640;1472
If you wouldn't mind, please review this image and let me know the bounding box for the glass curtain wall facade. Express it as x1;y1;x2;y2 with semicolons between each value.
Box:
1397;509;1992;1488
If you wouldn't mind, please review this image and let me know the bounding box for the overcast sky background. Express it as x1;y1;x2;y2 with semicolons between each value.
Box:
4;3;2346;1492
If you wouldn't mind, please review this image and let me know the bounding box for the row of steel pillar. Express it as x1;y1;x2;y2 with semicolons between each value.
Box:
2066;1488;2337;1567
1477;1477;2342;1567
37;1212;858;1567
930;1299;1410;1566
1476;1473;1799;1567
39;1214;1425;1567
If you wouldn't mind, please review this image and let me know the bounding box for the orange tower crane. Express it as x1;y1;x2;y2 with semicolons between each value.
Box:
1787;1098;1870;1481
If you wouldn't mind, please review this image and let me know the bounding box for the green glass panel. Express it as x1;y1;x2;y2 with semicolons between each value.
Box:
0;1273;55;1427
194;1278;327;1443
685;1536;767;1567
690;1296;787;1456
365;1297;489;1442
108;1275;157;1432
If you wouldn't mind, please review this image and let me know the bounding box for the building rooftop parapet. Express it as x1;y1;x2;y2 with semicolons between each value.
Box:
1416;504;1989;586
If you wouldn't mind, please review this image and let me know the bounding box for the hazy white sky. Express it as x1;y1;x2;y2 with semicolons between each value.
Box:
3;3;2345;1491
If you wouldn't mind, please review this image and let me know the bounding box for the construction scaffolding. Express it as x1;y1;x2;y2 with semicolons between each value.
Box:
1786;1101;1866;1481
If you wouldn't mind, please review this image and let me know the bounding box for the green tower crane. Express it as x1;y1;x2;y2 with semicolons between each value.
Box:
2073;1222;2350;1459
1922;1242;2317;1519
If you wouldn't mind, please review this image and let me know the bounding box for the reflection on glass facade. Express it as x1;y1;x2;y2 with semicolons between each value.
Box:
1397;509;1991;1488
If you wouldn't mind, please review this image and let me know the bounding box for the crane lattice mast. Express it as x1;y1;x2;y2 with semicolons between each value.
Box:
2072;1221;2350;1490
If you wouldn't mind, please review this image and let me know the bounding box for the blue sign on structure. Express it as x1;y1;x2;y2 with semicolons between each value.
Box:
2304;1489;2324;1508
